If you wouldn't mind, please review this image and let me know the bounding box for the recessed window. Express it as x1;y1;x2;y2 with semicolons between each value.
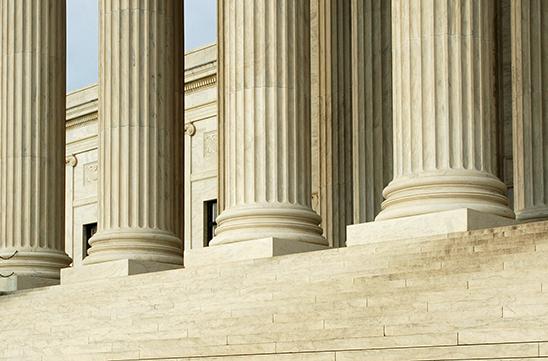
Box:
203;199;218;247
82;222;97;259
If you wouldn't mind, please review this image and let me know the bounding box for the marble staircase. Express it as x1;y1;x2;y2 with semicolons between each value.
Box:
1;221;548;360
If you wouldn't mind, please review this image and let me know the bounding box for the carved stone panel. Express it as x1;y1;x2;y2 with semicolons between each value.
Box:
84;162;98;186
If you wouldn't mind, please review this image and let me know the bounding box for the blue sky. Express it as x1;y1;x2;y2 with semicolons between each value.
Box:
67;0;217;92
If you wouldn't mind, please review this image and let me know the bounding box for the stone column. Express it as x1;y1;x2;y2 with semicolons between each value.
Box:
0;0;71;285
351;0;393;223
512;0;548;221
210;0;326;252
310;0;354;248
84;0;184;266
376;0;514;221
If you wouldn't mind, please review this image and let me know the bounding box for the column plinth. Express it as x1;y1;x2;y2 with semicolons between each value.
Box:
190;0;325;265
82;0;184;267
0;0;71;285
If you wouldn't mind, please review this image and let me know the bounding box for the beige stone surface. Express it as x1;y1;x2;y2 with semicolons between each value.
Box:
0;0;71;283
185;237;327;267
0;275;58;295
512;0;548;221
61;259;181;285
347;208;514;246
85;0;185;266
377;0;514;221
0;221;547;359
212;0;326;248
2;1;548;359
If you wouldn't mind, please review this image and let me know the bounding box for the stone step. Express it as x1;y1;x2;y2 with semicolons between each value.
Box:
2;227;543;307
2;248;543;320
1;222;548;360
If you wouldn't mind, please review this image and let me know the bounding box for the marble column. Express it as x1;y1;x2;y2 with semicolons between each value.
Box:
351;0;393;223
375;0;514;221
512;0;548;221
211;0;326;247
84;0;184;265
0;0;71;280
496;0;514;202
310;0;353;248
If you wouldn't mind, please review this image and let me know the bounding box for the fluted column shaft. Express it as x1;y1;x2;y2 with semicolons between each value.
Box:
377;0;513;221
0;0;71;278
312;0;353;248
212;0;325;246
351;0;393;223
85;0;184;265
512;0;548;221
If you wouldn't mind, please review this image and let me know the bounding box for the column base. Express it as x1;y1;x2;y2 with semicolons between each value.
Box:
185;237;328;267
0;275;58;294
61;259;182;285
347;208;515;246
515;207;548;222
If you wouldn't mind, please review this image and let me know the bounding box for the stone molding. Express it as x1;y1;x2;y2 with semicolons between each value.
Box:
184;74;217;94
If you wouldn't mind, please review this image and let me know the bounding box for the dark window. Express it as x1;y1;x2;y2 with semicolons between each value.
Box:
203;199;218;247
82;222;97;259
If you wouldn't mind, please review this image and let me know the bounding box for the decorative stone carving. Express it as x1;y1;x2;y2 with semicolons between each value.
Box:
66;155;78;168
84;163;98;186
0;0;71;280
203;131;217;158
184;75;217;94
185;123;197;137
84;0;184;266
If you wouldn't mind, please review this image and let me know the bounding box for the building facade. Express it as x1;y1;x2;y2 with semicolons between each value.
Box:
0;0;547;359
56;0;537;269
